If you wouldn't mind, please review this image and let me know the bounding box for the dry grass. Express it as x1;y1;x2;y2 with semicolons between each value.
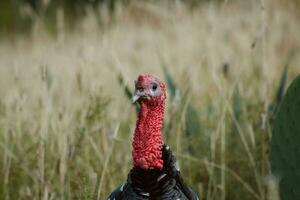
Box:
0;1;299;199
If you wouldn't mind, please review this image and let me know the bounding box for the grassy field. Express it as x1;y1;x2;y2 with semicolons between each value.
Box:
0;1;300;200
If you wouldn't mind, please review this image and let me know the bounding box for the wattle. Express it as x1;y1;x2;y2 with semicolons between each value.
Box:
132;101;164;170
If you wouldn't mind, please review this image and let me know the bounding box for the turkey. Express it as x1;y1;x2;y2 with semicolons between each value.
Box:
107;74;200;200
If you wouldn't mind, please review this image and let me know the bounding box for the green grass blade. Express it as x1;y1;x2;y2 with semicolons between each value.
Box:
268;64;289;124
161;64;177;100
232;86;242;123
117;72;140;114
275;64;289;105
185;104;201;137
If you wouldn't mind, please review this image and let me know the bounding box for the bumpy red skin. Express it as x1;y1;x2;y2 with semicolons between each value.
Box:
132;75;166;170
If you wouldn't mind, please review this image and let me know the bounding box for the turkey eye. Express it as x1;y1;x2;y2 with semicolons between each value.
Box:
152;84;158;91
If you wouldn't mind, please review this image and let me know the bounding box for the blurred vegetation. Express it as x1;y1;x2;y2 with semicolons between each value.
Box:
0;0;299;200
1;0;300;37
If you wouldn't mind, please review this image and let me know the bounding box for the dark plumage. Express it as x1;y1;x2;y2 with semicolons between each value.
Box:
107;145;199;200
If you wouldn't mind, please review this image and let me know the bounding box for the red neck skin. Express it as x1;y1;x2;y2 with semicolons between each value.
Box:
132;100;165;170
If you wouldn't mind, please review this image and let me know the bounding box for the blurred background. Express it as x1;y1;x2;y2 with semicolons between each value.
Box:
0;0;300;199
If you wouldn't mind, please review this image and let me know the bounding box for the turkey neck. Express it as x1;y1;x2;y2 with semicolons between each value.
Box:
132;100;164;170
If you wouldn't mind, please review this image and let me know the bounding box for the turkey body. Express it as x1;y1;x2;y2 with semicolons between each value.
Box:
107;146;199;200
107;168;198;200
107;75;200;200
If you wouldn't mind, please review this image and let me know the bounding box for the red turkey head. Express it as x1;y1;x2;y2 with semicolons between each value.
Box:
133;74;166;106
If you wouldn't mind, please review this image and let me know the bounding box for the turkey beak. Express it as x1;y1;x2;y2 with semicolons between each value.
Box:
132;94;140;103
132;91;150;103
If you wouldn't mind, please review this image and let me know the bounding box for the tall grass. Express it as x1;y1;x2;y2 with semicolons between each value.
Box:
0;1;299;199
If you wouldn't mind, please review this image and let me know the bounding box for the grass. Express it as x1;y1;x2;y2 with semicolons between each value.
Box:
0;1;299;199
